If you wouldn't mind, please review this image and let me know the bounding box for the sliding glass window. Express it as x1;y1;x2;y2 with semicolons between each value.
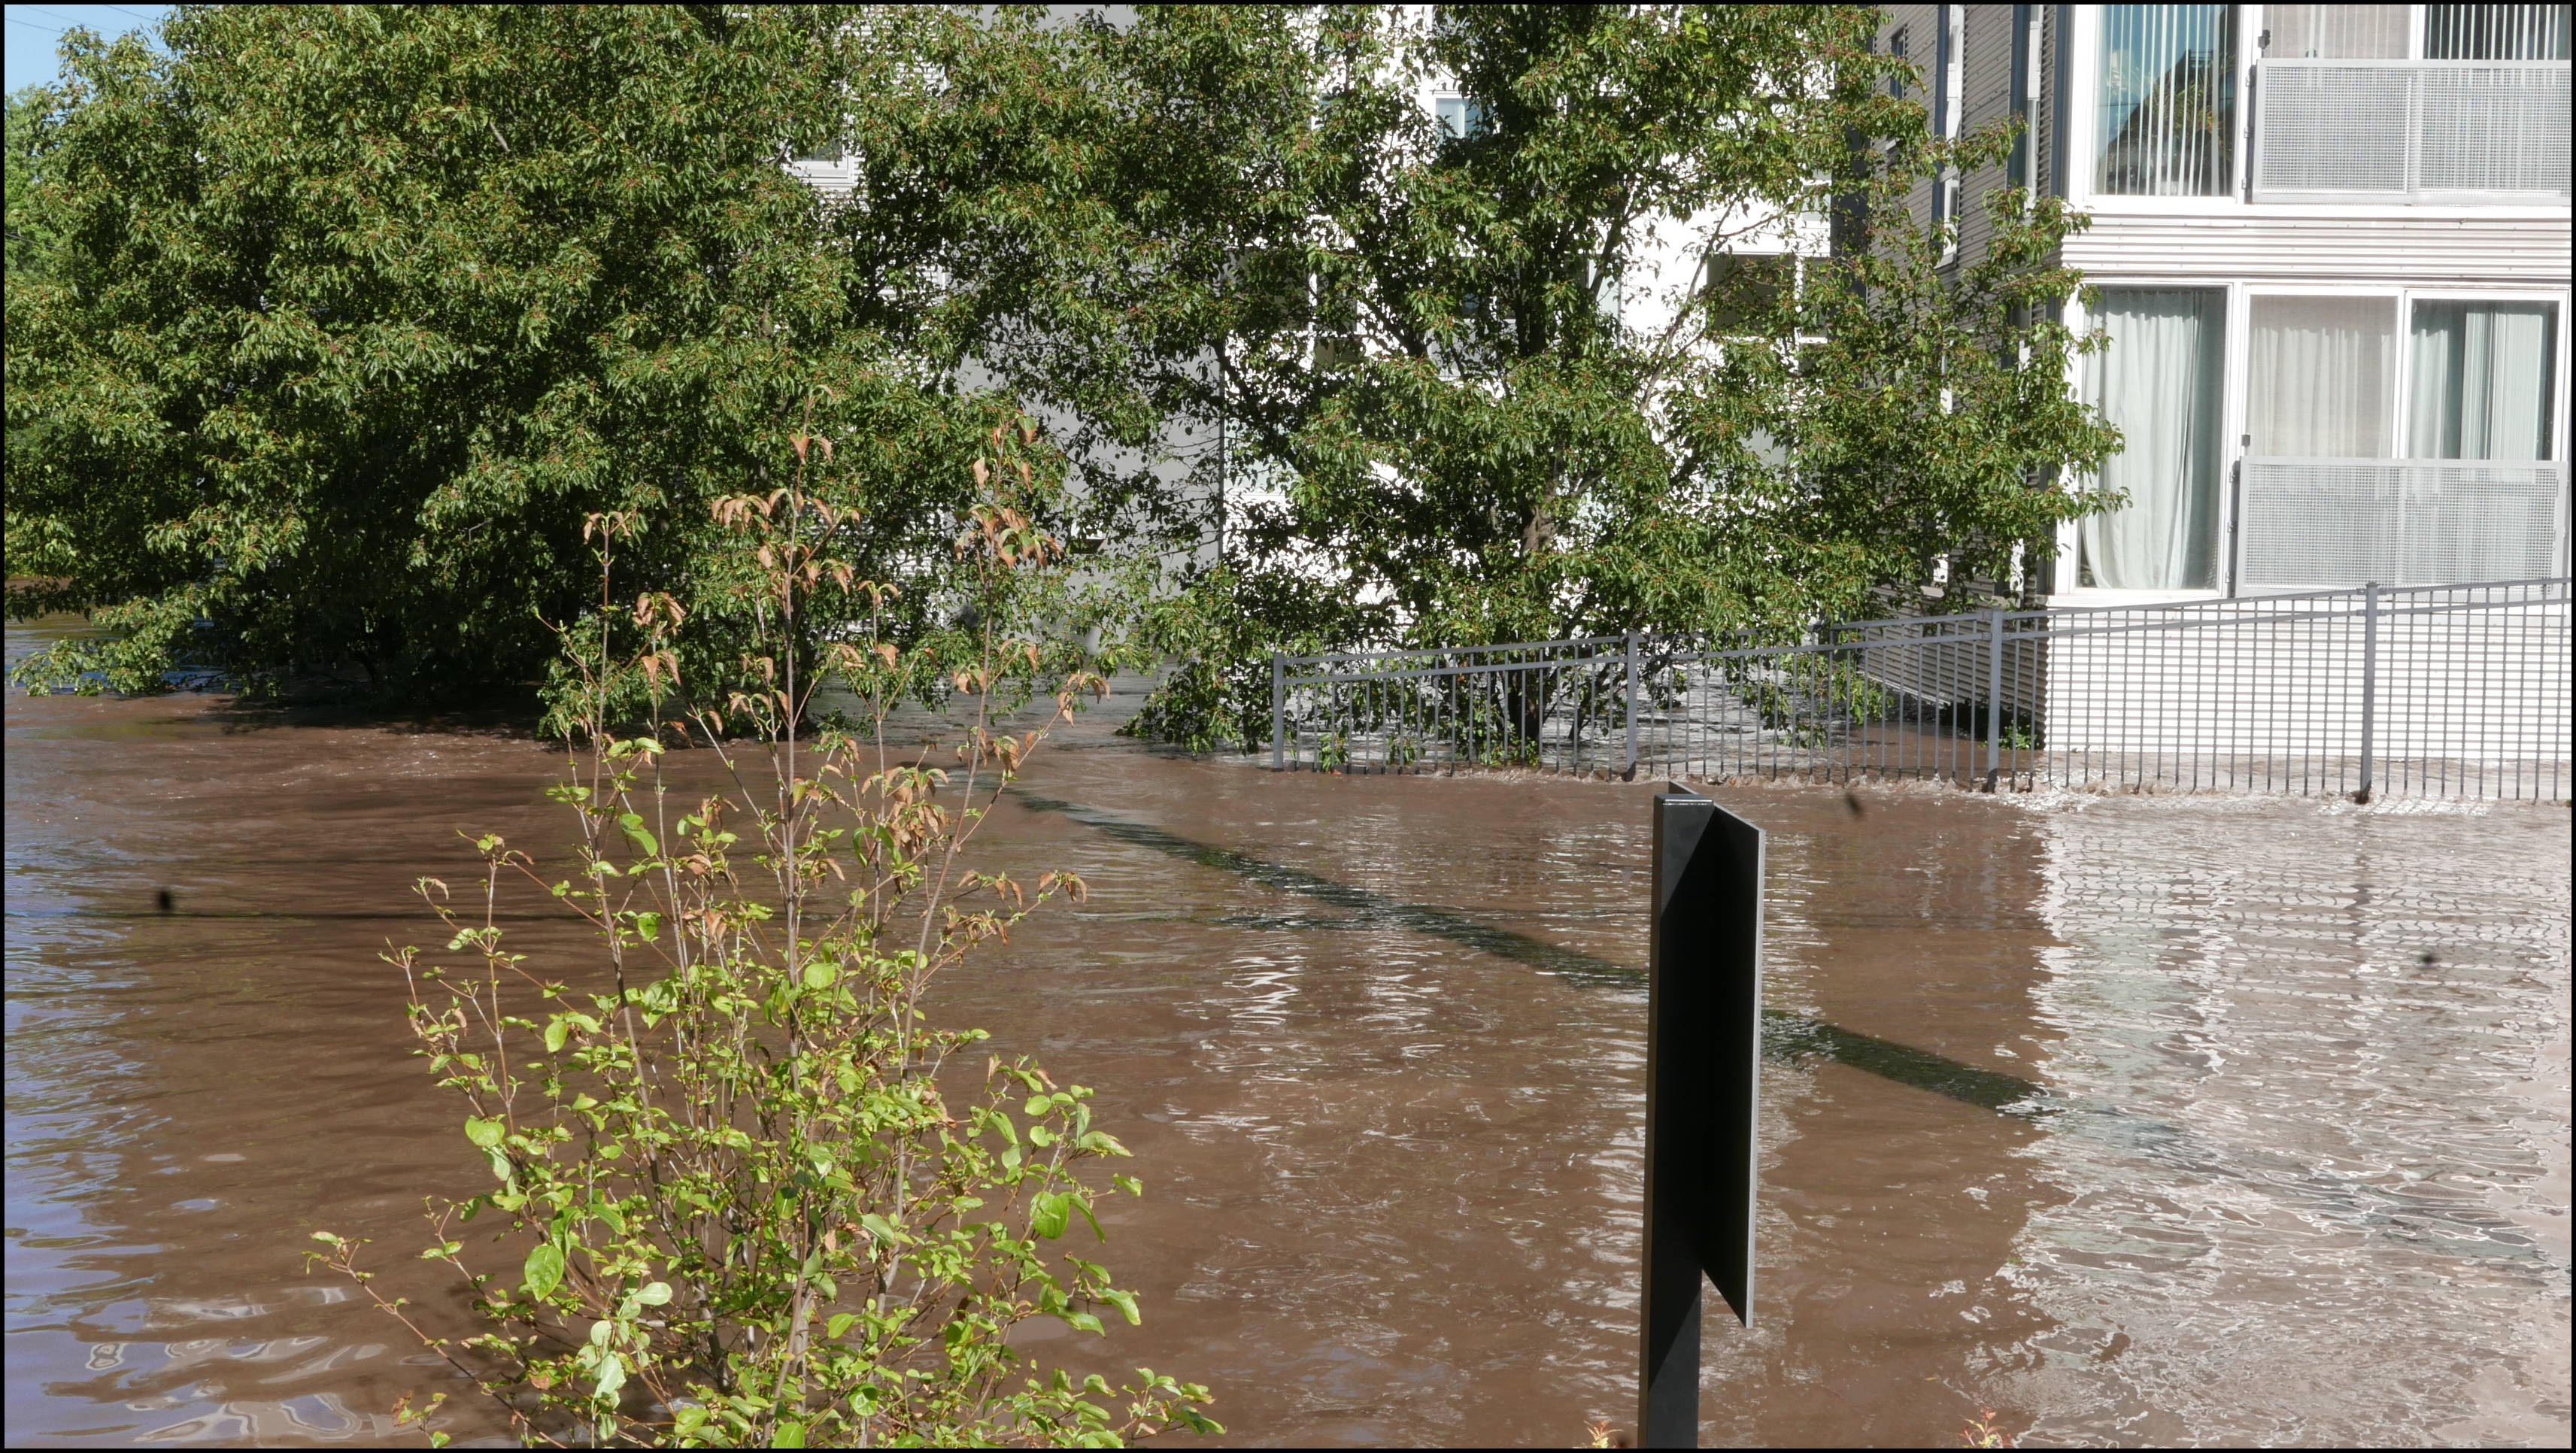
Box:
2248;296;2396;457
2081;289;2226;589
2410;301;2559;460
2097;5;2237;195
2425;4;2572;59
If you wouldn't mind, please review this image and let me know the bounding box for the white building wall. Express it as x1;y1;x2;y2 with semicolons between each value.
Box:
2039;3;2570;610
1882;5;2569;774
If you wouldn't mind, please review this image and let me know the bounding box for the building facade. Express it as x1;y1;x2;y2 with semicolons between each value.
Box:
1885;2;2569;604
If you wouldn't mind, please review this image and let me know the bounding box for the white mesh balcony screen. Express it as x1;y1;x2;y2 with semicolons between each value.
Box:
2420;65;2576;192
2264;5;2410;58
2254;61;2572;199
2096;5;2237;195
2240;460;2569;588
2249;296;2397;457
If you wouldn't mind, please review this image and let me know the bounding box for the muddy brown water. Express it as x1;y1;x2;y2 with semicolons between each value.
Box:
6;620;2569;1447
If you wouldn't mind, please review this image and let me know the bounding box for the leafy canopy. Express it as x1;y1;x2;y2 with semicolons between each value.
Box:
3;5;1139;710
8;4;2117;740
1096;5;2117;745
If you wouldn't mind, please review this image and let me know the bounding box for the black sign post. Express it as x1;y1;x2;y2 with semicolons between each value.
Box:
1640;784;1762;1448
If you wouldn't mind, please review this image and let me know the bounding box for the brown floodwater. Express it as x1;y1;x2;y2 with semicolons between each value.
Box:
6;617;2569;1448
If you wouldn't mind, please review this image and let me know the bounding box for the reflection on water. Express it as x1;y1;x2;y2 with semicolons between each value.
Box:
2008;795;2571;1447
5;615;2567;1447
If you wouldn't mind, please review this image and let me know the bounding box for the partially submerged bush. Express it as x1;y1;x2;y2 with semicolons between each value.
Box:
313;426;1216;1448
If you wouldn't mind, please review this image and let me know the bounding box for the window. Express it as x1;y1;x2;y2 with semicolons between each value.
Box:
2080;289;2226;588
2248;296;2396;457
1935;5;1965;241
2097;5;2237;196
2009;3;2039;187
2410;301;2559;460
2262;5;2410;58
2264;4;2568;59
2425;4;2572;59
1701;253;1792;333
2241;293;2561;463
1434;96;1487;140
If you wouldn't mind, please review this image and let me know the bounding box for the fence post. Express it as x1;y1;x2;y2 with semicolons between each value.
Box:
1625;631;1642;780
2356;582;2378;802
1270;652;1286;772
1983;607;2005;791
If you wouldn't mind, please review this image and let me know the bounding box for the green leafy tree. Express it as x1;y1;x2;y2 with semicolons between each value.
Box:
6;84;57;278
3;5;1122;709
314;435;1218;1448
1093;5;2118;747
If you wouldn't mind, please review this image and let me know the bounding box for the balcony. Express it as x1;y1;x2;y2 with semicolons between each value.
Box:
2238;457;2568;590
2251;60;2571;203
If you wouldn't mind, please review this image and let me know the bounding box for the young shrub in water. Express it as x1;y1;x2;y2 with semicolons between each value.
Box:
310;422;1218;1448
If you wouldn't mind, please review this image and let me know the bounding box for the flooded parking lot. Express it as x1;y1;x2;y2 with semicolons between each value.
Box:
6;643;2568;1446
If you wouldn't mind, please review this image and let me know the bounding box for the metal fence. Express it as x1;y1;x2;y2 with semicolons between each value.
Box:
1267;577;2572;801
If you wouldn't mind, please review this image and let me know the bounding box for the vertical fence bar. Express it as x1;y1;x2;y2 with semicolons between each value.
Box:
1270;652;1285;772
2356;582;2379;802
1984;607;2005;790
1626;632;1643;779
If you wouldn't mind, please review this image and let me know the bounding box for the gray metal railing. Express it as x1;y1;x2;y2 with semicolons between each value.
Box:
2251;59;2571;202
1267;577;2572;800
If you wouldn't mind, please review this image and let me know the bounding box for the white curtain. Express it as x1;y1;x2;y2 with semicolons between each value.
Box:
2247;296;2395;457
2265;5;2410;57
2409;302;2559;460
2083;290;2226;588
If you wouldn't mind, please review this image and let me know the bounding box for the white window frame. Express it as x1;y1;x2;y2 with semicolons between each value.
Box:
1935;4;1965;260
2068;2;2260;214
2055;278;2241;602
2054;278;2573;602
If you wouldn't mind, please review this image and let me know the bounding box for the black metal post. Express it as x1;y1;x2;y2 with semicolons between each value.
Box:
1641;784;1763;1448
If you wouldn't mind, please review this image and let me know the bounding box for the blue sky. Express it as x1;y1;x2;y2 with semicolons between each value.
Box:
6;4;168;95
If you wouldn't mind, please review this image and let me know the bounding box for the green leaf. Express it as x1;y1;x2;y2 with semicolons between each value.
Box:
1101;1288;1141;1325
615;812;658;857
523;1242;566;1299
463;1116;505;1149
543;1017;572;1053
773;1423;806;1448
633;1281;672;1306
1030;1191;1070;1240
827;1312;860;1339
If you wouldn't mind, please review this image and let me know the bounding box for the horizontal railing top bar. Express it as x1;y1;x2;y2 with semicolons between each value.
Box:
1279;578;2570;687
1279;635;1632;668
1290;598;2566;687
1287;658;1634;687
2256;58;2573;69
1816;577;2567;636
2239;456;2570;467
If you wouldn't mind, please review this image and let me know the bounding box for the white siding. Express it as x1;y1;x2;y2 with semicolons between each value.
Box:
2064;211;2572;284
1953;4;2018;265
